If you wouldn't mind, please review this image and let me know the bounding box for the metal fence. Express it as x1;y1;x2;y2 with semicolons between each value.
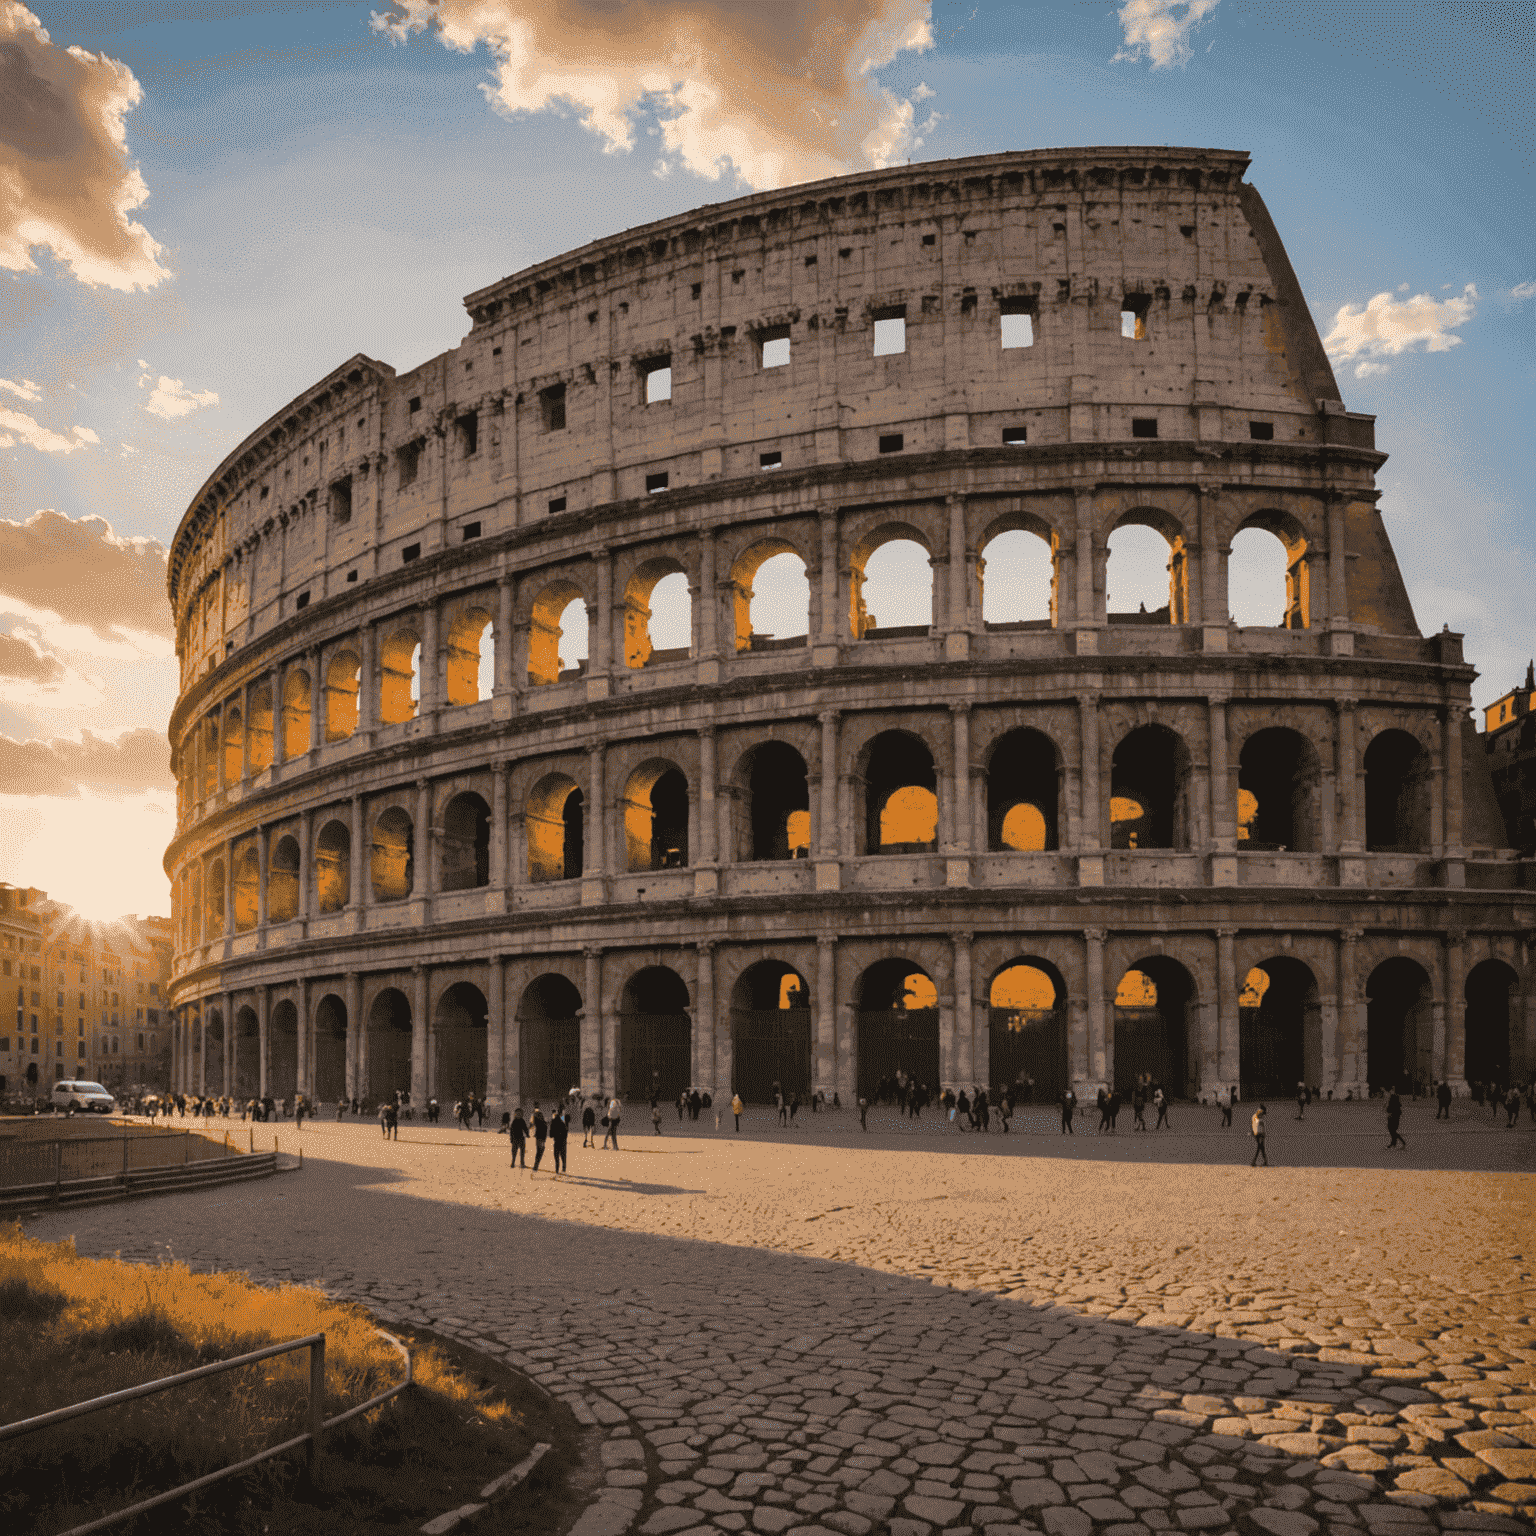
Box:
0;1131;233;1192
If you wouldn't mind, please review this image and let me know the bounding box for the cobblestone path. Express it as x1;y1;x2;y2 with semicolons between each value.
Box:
25;1100;1536;1536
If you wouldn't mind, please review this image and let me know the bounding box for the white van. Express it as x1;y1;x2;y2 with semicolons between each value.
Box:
51;1080;117;1114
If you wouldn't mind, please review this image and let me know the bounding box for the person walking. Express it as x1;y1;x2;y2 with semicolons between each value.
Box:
1436;1079;1452;1120
858;1094;868;1131
581;1098;597;1148
550;1104;569;1174
510;1106;528;1168
336;1097;346;1121
1504;1086;1521;1128
1059;1085;1076;1134
1218;1084;1233;1129
1096;1087;1109;1133
531;1106;549;1172
1153;1086;1170;1130
378;1100;390;1138
385;1100;399;1140
1295;1080;1308;1120
1106;1089;1121;1132
1386;1090;1406;1149
604;1095;622;1150
731;1092;744;1131
652;1100;664;1135
1131;1085;1147;1132
776;1089;787;1127
1251;1103;1268;1165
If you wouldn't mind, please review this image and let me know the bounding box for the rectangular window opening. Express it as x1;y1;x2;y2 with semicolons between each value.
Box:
456;410;478;456
548;496;567;516
295;591;310;610
408;396;421;414
462;522;481;541
1000;297;1035;349
541;383;566;432
1131;418;1159;439
1121;294;1150;340
492;346;502;356
402;543;421;563
346;569;358;583
1249;420;1275;441
328;476;353;524
921;233;936;246
760;329;791;369
644;362;672;404
759;450;782;470
872;306;906;356
878;433;904;454
1002;426;1028;445
690;282;701;299
397;439;423;488
646;471;670;494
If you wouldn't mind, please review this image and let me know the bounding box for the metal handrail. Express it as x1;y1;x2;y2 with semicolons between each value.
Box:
1;1327;411;1536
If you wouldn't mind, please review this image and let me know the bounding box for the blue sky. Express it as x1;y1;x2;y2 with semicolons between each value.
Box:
0;0;1531;915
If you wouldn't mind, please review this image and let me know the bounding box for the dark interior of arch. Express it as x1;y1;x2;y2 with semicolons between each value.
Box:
562;788;585;880
1366;958;1433;1093
1238;956;1320;1099
988;729;1059;850
1463;961;1517;1090
1113;956;1193;1097
441;793;491;891
1111;726;1183;849
731;960;812;1103
864;732;937;854
521;972;582;1104
1239;728;1318;851
749;742;810;860
619;966;691;1101
651;769;689;869
1364;730;1431;853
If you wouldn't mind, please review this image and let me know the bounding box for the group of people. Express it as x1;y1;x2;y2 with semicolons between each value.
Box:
501;1092;631;1172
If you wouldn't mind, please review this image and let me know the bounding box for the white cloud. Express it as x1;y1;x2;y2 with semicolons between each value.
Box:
372;0;934;190
1113;0;1220;69
0;377;43;402
137;369;220;421
1511;280;1536;301
0;403;98;454
0;5;171;290
1322;283;1478;378
71;424;99;445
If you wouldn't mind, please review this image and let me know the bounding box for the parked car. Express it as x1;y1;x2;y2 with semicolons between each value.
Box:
51;1080;116;1114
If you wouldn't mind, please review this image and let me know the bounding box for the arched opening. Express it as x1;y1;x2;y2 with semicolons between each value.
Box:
200;717;218;798
313;993;347;1102
1113;958;1195;1097
850;527;932;638
527;581;588;687
204;1008;225;1095
233;1006;259;1097
1366;958;1434;1094
1107;515;1187;623
1229;521;1309;629
367;988;413;1104
624;559;692;669
518;974;582;1104
1464;960;1518;1094
248;684;274;772
1364;730;1432;852
282;669;311;759
187;867;201;944
987;729;1060;851
315;820;351;912
370;807;414;902
324;651;361;741
434;982;486;1100
855;959;940;1101
445;606;494;706
221;708;244;784
440;792;491;891
204;859;226;938
980;527;1056;628
267;835;300;923
618;967;691;1101
989;960;1067;1103
379;629;420;725
1238;958;1322;1099
232;841;259;931
269;999;298;1099
527;773;584;883
1238;728;1320;851
862;730;937;855
623;762;689;871
729;543;810;652
730;961;811;1102
738;741;811;862
1111;725;1190;849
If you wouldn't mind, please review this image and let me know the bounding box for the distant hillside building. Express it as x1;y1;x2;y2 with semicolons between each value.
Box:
1485;662;1536;857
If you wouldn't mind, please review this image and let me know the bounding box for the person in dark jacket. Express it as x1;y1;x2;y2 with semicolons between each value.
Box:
531;1106;549;1171
550;1106;569;1173
1436;1080;1452;1119
581;1099;597;1147
1059;1086;1076;1134
1386;1091;1406;1149
510;1106;529;1167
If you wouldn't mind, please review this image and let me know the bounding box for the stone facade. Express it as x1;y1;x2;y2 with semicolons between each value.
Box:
163;147;1536;1112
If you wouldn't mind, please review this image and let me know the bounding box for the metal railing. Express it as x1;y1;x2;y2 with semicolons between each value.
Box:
0;1130;233;1192
0;1327;412;1535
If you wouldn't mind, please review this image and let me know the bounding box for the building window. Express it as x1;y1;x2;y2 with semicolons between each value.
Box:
878;433;904;454
1131;418;1159;439
1121;293;1151;340
1002;426;1028;445
646;472;670;494
541;384;566;431
872;307;906;356
1000;297;1035;349
644;361;672;404
760;328;791;369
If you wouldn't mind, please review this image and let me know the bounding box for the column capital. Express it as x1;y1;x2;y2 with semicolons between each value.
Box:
948;700;971;717
697;939;716;955
583;944;603;960
415;776;429;790
818;709;839;727
1216;926;1239;940
1336;696;1359;713
587;740;604;757
1443;928;1466;950
1077;691;1100;707
817;934;837;950
1340;927;1364;944
345;970;359;983
951;930;974;947
411;962;424;976
1083;926;1106;944
697;724;715;740
945;491;965;509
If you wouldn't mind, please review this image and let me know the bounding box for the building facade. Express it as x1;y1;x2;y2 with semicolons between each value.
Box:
163;147;1536;1112
1485;662;1536;860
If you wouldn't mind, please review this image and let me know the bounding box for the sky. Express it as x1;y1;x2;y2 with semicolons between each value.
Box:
0;0;1531;920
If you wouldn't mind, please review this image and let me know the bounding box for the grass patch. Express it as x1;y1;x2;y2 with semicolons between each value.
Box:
0;1226;588;1534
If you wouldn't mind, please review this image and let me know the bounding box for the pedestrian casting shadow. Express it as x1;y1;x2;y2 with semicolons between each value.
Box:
23;1153;1522;1527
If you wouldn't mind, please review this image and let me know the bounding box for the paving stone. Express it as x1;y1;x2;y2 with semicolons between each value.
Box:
1041;1508;1095;1536
1244;1512;1319;1536
643;1508;704;1535
752;1510;799;1533
906;1495;967;1524
1011;1479;1067;1508
1474;1448;1536;1480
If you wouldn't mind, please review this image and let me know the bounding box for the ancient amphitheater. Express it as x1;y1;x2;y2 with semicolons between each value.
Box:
162;146;1534;1114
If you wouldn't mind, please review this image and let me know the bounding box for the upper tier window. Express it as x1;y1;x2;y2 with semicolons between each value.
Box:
872;307;906;356
644;361;672;404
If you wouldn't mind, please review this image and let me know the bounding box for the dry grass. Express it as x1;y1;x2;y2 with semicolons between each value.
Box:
0;1226;568;1534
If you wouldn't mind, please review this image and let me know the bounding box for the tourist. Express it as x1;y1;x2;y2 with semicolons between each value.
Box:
1295;1080;1308;1119
776;1088;787;1126
510;1106;528;1166
550;1104;569;1174
652;1100;664;1135
731;1092;744;1131
1386;1091;1406;1150
1096;1087;1109;1133
1217;1083;1232;1128
955;1088;970;1129
1251;1104;1268;1165
1059;1085;1075;1134
1131;1085;1147;1132
336;1097;346;1121
1504;1086;1521;1128
1436;1080;1452;1119
858;1094;868;1131
532;1106;549;1171
294;1094;306;1129
385;1100;399;1140
1106;1089;1121;1132
976;1088;990;1133
1154;1086;1170;1130
378;1101;389;1137
789;1092;800;1124
604;1095;621;1149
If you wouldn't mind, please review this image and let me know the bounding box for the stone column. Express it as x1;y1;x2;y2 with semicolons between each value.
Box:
1083;928;1105;1090
488;953;507;1112
309;653;323;752
697;530;717;660
817;712;839;860
295;978;309;1097
1075;515;1099;627
415;779;432;902
198;1008;207;1094
695;942;715;1096
223;837;235;937
258;984;270;1097
224;989;235;1094
1208;698;1232;850
297;808;314;923
1337;699;1361;852
698;727;718;865
345;971;362;1100
349;795;365;911
582;948;602;1095
239;684;251;781
953;932;974;1085
1216;928;1238;1087
1078;694;1101;849
590;549;613;678
584;744;607;903
213;702;226;792
358;622;377;733
418;602;439;717
490;760;508;890
1338;929;1363;1091
816;936;836;1098
1443;707;1464;860
1327;495;1349;626
945;494;970;653
1442;930;1465;1088
270;664;286;766
949;703;971;856
256;825;269;929
495;575;515;701
817;509;840;655
411;965;428;1106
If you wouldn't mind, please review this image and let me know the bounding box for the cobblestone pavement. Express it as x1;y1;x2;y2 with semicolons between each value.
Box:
25;1099;1536;1536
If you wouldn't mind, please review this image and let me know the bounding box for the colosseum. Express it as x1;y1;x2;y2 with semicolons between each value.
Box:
163;146;1535;1116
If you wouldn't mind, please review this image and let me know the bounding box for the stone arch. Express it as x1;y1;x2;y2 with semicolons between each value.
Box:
440;791;490;891
733;740;811;863
313;992;347;1102
527;772;584;882
367;987;413;1104
854;958;940;1101
623;760;690;872
618;965;691;1102
728;539;810;652
730;959;811;1102
248;682;274;771
324;650;361;741
979;510;1059;628
1238;956;1322;1099
1364;729;1432;852
221;706;243;783
1106;506;1190;623
1366;957;1434;1093
1464;959;1519;1093
204;1006;226;1094
315;819;351;912
988;957;1068;1103
859;728;938;856
518;973;582;1104
370;806;414;902
1111;724;1193;849
379;626;421;725
434;981;487;1100
269;998;298;1099
233;1005;259;1097
282;668;311;759
1113;956;1197;1097
1238;727;1321;852
527;578;587;687
445;604;494;706
624;556;691;669
204;858;226;938
1230;508;1310;630
986;727;1061;851
232;840;259;931
200;715;219;798
267;834;300;923
848;521;933;638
